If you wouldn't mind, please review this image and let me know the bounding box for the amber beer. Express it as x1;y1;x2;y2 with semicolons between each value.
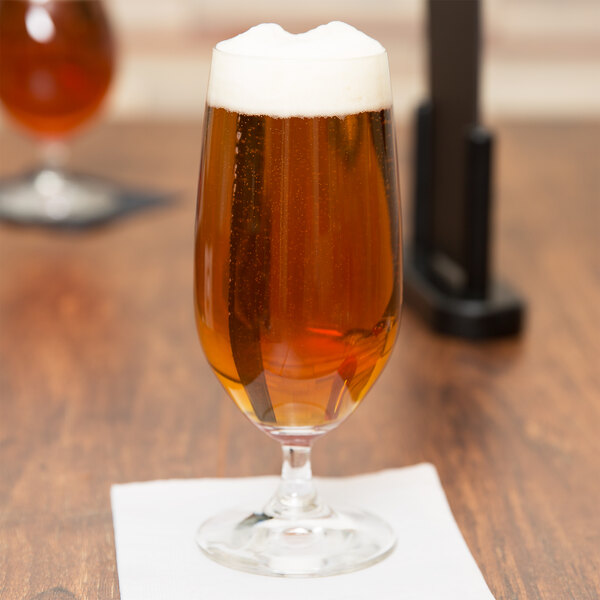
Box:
0;0;114;137
194;106;401;431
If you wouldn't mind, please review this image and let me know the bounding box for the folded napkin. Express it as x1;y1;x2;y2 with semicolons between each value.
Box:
111;463;495;599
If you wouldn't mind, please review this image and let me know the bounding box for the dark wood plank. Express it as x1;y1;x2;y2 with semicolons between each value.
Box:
0;119;599;599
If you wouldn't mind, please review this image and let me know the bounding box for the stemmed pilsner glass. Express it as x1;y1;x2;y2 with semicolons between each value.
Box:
193;22;402;577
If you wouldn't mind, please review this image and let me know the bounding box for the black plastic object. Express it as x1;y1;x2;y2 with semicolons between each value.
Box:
405;0;524;339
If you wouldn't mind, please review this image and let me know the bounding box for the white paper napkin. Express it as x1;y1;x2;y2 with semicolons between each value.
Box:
111;463;495;599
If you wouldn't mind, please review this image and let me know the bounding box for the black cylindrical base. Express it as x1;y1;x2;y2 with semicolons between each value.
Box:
404;258;525;339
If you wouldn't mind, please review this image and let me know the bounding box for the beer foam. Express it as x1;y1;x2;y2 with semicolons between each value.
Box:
207;22;392;117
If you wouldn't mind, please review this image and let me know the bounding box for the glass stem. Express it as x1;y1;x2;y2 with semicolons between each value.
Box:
264;445;327;520
40;139;69;171
35;140;71;219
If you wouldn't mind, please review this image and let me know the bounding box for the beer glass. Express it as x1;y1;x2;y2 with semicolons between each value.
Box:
0;0;115;224
194;24;402;577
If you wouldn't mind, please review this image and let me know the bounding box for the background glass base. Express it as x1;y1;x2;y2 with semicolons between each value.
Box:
196;505;396;577
0;168;166;227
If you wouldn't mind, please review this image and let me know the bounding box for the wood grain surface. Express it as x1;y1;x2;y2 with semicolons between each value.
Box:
0;119;599;599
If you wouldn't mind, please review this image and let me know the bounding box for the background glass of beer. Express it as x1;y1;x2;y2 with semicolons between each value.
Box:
194;23;402;576
0;0;115;224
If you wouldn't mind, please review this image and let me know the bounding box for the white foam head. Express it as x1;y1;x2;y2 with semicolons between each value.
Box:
207;22;392;118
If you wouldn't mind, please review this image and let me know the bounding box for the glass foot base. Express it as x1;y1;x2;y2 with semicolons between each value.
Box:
196;506;396;577
0;168;165;227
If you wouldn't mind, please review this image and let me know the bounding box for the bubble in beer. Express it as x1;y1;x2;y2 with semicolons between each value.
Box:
207;22;393;118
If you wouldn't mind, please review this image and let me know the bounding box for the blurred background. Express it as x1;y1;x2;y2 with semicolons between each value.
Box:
1;0;599;129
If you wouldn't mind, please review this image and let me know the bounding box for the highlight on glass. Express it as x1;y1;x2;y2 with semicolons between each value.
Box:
193;22;402;577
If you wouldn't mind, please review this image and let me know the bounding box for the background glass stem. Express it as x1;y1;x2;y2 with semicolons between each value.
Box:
40;139;69;170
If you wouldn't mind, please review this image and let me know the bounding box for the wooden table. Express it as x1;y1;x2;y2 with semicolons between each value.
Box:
1;119;598;599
